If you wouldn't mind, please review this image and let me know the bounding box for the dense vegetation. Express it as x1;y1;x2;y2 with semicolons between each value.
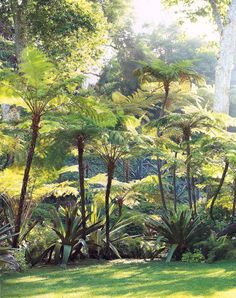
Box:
1;1;236;297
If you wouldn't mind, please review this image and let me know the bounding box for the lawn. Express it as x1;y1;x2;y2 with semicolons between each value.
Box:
1;260;236;298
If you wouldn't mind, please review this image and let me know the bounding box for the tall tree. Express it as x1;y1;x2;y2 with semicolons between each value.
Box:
92;118;141;258
0;47;78;247
135;58;203;209
45;97;116;239
163;0;236;114
0;0;109;71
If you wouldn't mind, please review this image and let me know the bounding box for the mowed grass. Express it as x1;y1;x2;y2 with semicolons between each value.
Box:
1;260;236;298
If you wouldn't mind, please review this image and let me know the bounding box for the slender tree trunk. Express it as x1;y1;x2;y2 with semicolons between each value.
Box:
85;162;89;178
157;159;167;210
185;135;192;210
232;176;236;221
196;177;200;200
156;86;169;211
173;152;178;212
12;113;40;248
213;0;236;114
77;134;86;240
209;160;229;220
105;159;115;259
161;83;169;117
123;159;130;183
191;176;197;215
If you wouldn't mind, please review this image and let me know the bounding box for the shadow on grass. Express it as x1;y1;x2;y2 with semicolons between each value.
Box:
2;260;236;297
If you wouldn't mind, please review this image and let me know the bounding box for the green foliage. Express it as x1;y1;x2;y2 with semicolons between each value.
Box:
116;237;149;259
0;46;75;114
31;203;56;223
135;59;204;87
146;208;202;261
26;224;57;261
1;0;110;72
0;211;16;268
35;205;102;266
88;201;132;258
14;249;28;271
196;232;233;263
181;249;205;263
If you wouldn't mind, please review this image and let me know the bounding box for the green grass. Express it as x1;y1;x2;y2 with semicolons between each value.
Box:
1;260;236;298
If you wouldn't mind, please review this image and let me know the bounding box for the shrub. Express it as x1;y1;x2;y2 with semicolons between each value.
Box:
116;237;148;259
26;224;57;261
196;232;233;263
182;249;205;263
14;249;28;271
31;203;56;223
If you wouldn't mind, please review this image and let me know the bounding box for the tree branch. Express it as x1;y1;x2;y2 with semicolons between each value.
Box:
208;0;223;34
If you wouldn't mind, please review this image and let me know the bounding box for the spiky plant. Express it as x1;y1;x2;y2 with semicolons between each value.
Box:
0;210;17;267
35;205;102;267
87;201;131;259
146;208;201;262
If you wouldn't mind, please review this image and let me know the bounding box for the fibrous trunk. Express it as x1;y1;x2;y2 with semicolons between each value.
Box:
173;152;177;212
209;160;229;220
185;135;192;210
157;159;167;210
13;113;40;247
191;176;197;215
77;134;86;240
232;176;236;221
105;159;115;259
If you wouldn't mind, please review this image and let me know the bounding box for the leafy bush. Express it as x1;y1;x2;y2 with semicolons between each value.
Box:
182;249;205;263
196;232;233;263
121;211;145;235
31;203;56;223
116;237;148;259
26;224;57;261
197;204;228;234
14;249;28;271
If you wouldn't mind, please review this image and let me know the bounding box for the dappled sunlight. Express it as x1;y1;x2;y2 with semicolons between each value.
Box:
2;261;236;298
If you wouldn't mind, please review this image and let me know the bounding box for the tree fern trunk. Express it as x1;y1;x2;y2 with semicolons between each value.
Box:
232;176;236;221
173;152;178;212
185;136;192;210
77;134;86;240
209;160;229;220
157;159;167;210
105;159;115;259
156;85;169;210
123;159;130;182
191;176;197;215
12;113;40;248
